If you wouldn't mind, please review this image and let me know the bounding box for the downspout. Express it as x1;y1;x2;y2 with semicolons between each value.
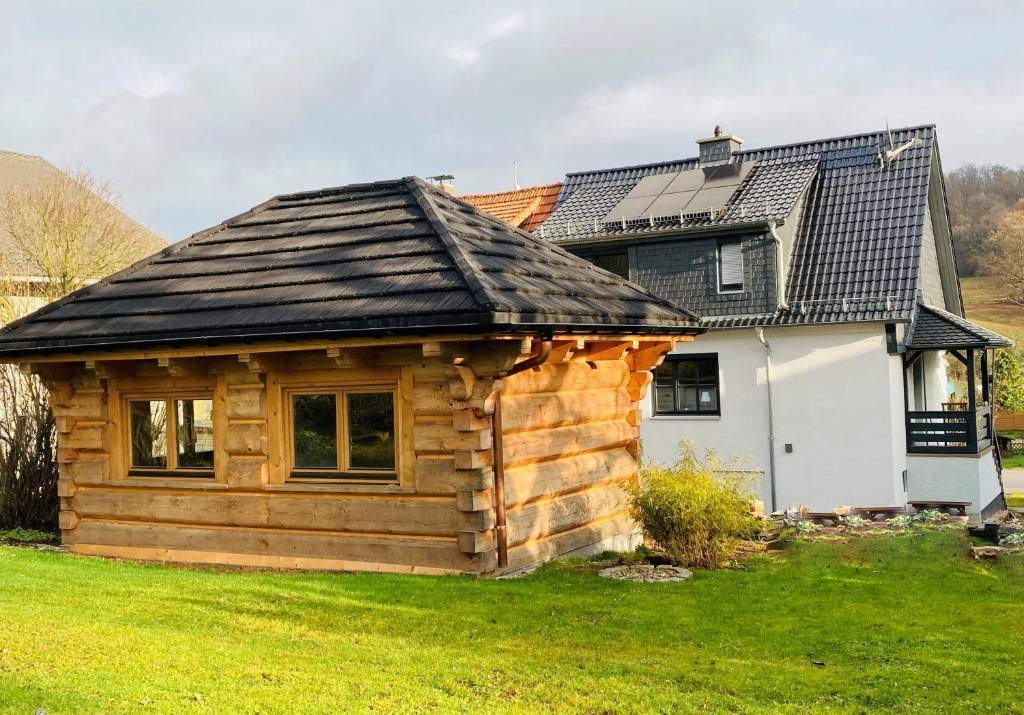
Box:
492;339;552;569
768;220;789;311
755;328;779;512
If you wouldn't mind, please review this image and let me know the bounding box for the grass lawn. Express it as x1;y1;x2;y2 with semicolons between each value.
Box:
0;532;1022;714
1004;454;1024;470
1009;493;1024;508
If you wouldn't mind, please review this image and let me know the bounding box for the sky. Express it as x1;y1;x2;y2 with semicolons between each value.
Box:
2;0;1023;241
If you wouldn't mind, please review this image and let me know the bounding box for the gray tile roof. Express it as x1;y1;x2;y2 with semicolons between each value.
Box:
538;125;942;327
0;177;701;356
905;303;1013;350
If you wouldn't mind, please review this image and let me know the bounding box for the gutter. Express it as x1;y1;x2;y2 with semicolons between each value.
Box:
491;339;553;569
553;219;779;249
755;328;779;512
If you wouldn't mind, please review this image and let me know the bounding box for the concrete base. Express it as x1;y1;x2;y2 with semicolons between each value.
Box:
906;449;1003;519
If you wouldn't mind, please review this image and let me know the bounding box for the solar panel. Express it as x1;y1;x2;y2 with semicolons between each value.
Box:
601;161;757;224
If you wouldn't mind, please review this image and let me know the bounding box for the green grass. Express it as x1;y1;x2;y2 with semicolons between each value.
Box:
1009;493;1024;507
1004;454;1024;470
0;532;1022;714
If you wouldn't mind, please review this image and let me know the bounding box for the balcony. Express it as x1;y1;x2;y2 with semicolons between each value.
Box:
906;405;992;455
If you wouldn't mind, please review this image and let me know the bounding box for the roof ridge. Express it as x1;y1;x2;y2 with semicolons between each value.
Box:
565;124;936;178
459;182;562;199
405;177;504;312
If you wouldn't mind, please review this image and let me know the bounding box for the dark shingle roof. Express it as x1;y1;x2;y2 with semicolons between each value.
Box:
905;303;1013;350
0;177;701;356
539;125;941;327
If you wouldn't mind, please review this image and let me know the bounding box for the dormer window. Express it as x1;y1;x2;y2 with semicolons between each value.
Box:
717;240;744;293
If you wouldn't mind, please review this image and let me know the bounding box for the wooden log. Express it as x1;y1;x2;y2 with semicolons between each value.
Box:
72;519;475;571
57;510;80;530
458;529;494;555
226;457;267;490
505;482;628;547
411;381;455;416
503;448;636;507
501;361;628;396
71;489;483;536
504;514;635;574
414;423;492;452
65;424;104;451
59;456;109;484
225;385;264;420
226;422;266;456
627;370;654;401
499;389;630;433
456;488;493;512
501;421;636;467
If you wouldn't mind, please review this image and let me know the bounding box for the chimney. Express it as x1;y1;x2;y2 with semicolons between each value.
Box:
427;174;456;195
696;125;743;167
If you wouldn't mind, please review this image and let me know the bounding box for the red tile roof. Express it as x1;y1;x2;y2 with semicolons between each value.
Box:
459;183;562;233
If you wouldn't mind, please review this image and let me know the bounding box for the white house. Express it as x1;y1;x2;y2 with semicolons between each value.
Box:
534;125;1012;518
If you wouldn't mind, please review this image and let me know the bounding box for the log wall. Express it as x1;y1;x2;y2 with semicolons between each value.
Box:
35;336;677;575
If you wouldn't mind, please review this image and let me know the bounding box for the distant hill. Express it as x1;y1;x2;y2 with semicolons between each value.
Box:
961;276;1024;346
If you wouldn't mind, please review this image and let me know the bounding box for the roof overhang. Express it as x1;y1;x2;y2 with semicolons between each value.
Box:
904;303;1014;351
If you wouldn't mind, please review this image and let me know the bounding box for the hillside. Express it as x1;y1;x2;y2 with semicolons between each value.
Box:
961;276;1024;346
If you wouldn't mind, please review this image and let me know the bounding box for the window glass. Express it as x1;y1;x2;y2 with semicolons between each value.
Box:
653;355;721;416
347;392;396;470
654;363;674;386
293;394;338;469
176;399;214;469
130;400;167;468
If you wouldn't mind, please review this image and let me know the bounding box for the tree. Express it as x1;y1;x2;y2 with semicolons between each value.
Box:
945;165;1024;276
994;349;1024;412
0;169;163;309
0;170;163;532
987;199;1024;303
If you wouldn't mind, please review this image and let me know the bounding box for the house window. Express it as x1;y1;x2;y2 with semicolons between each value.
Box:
653;354;720;415
572;248;630;279
286;387;397;480
128;396;215;475
717;240;743;292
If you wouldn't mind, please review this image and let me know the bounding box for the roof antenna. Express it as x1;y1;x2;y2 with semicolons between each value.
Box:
513;160;520;190
881;119;923;168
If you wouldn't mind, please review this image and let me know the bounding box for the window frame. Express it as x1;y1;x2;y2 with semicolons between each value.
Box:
716;239;744;293
123;390;216;478
283;384;400;483
653;353;722;417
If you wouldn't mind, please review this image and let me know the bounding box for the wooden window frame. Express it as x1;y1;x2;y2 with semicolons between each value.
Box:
653;353;721;417
282;384;401;484
122;390;217;478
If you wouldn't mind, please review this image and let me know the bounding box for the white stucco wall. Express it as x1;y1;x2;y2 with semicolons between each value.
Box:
906;451;1002;518
641;324;908;512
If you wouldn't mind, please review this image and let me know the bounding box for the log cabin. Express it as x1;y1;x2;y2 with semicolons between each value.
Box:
0;177;702;575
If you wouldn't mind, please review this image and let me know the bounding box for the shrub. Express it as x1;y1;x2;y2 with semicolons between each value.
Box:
913;509;946;523
0;366;58;532
842;515;872;528
624;440;760;569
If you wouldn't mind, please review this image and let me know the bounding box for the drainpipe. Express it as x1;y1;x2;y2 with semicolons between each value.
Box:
755;328;779;512
768;220;789;311
492;339;553;569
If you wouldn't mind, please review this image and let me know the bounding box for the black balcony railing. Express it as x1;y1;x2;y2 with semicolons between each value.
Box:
906;406;992;454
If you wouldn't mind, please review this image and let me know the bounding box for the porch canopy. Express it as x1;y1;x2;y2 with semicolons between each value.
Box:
904;304;1013;454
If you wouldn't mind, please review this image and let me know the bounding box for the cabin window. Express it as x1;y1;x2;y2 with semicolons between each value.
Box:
128;396;215;475
653;354;720;416
717;240;744;292
286;387;397;481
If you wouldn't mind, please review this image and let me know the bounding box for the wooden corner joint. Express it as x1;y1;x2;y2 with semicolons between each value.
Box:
458;529;495;555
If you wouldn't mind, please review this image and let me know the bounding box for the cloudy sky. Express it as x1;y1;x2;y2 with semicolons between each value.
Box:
2;1;1022;241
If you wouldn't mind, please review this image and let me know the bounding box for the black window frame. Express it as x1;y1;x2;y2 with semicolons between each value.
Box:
716;239;744;293
653;353;721;416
